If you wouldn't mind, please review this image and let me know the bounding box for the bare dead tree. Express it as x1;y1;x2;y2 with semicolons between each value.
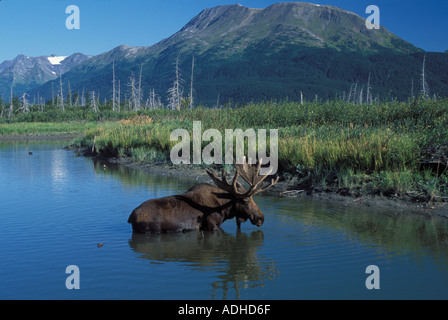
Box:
90;91;99;112
128;73;136;110
58;73;65;111
17;93;30;114
366;73;372;104
73;92;79;107
150;88;156;110
67;81;72;107
421;53;429;99
112;60;117;111
215;92;220;109
8;86;14;120
127;73;140;111
81;87;86;107
189;55;195;109
39;95;45;112
358;85;364;105
148;88;162;109
167;86;177;111
138;64;143;109
167;53;183;111
175;54;181;111
51;82;55;107
117;79;121;111
37;92;41;111
347;83;354;103
0;97;3;119
346;80;361;104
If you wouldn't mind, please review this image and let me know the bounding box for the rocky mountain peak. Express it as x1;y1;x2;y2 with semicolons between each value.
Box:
0;53;91;97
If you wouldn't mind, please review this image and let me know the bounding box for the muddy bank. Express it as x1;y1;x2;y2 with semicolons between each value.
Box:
67;145;448;219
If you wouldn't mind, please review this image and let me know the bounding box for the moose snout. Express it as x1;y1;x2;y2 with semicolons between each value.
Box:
254;215;264;227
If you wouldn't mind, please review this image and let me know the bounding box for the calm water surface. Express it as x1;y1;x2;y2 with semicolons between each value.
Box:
1;142;448;300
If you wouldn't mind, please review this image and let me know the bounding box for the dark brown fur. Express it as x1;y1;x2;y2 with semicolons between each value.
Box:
128;183;264;233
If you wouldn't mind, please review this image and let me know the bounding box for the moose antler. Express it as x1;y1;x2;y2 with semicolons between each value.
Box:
235;157;279;197
206;157;279;198
206;167;241;196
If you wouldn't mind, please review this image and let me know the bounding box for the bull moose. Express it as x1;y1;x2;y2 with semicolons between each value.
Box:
128;157;279;233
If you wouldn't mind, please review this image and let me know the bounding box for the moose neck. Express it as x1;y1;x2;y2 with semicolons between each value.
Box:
174;188;236;220
217;196;239;221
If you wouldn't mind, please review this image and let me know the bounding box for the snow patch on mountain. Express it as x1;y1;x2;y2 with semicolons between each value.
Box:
47;56;68;65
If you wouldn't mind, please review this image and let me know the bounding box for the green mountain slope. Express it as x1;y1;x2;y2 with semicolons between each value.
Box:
28;2;447;105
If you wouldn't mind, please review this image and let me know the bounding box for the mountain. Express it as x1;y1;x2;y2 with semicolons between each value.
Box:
28;2;448;105
173;2;418;54
0;53;91;99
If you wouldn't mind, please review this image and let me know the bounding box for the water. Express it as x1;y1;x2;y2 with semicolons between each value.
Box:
1;142;448;300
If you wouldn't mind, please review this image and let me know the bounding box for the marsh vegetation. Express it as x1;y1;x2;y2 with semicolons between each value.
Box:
2;97;447;204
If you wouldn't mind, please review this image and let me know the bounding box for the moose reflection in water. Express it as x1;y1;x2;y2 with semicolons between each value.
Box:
128;157;279;233
128;229;278;299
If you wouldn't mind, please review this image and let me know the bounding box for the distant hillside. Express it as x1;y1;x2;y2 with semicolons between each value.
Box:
27;3;448;105
0;53;90;99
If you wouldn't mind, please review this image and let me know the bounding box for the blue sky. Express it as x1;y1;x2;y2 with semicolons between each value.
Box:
0;0;446;62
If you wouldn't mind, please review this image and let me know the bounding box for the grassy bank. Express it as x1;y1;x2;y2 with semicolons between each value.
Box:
67;98;448;203
0;121;99;137
2;99;448;203
0;107;155;136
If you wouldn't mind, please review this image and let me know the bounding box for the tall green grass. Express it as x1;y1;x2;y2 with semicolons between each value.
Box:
3;98;448;200
0;121;97;136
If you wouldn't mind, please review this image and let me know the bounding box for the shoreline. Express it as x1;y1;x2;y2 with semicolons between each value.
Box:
67;145;448;219
2;132;446;219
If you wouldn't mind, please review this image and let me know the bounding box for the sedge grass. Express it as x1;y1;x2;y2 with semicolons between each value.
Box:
2;98;448;200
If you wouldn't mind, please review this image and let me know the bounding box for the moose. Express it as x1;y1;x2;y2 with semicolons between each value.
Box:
128;157;279;233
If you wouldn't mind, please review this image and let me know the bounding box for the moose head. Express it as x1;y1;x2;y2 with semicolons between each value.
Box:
206;157;279;228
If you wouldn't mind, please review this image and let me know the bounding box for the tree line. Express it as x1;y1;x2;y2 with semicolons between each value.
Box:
0;52;438;120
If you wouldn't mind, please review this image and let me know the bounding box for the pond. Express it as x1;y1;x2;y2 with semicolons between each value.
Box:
1;142;448;300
